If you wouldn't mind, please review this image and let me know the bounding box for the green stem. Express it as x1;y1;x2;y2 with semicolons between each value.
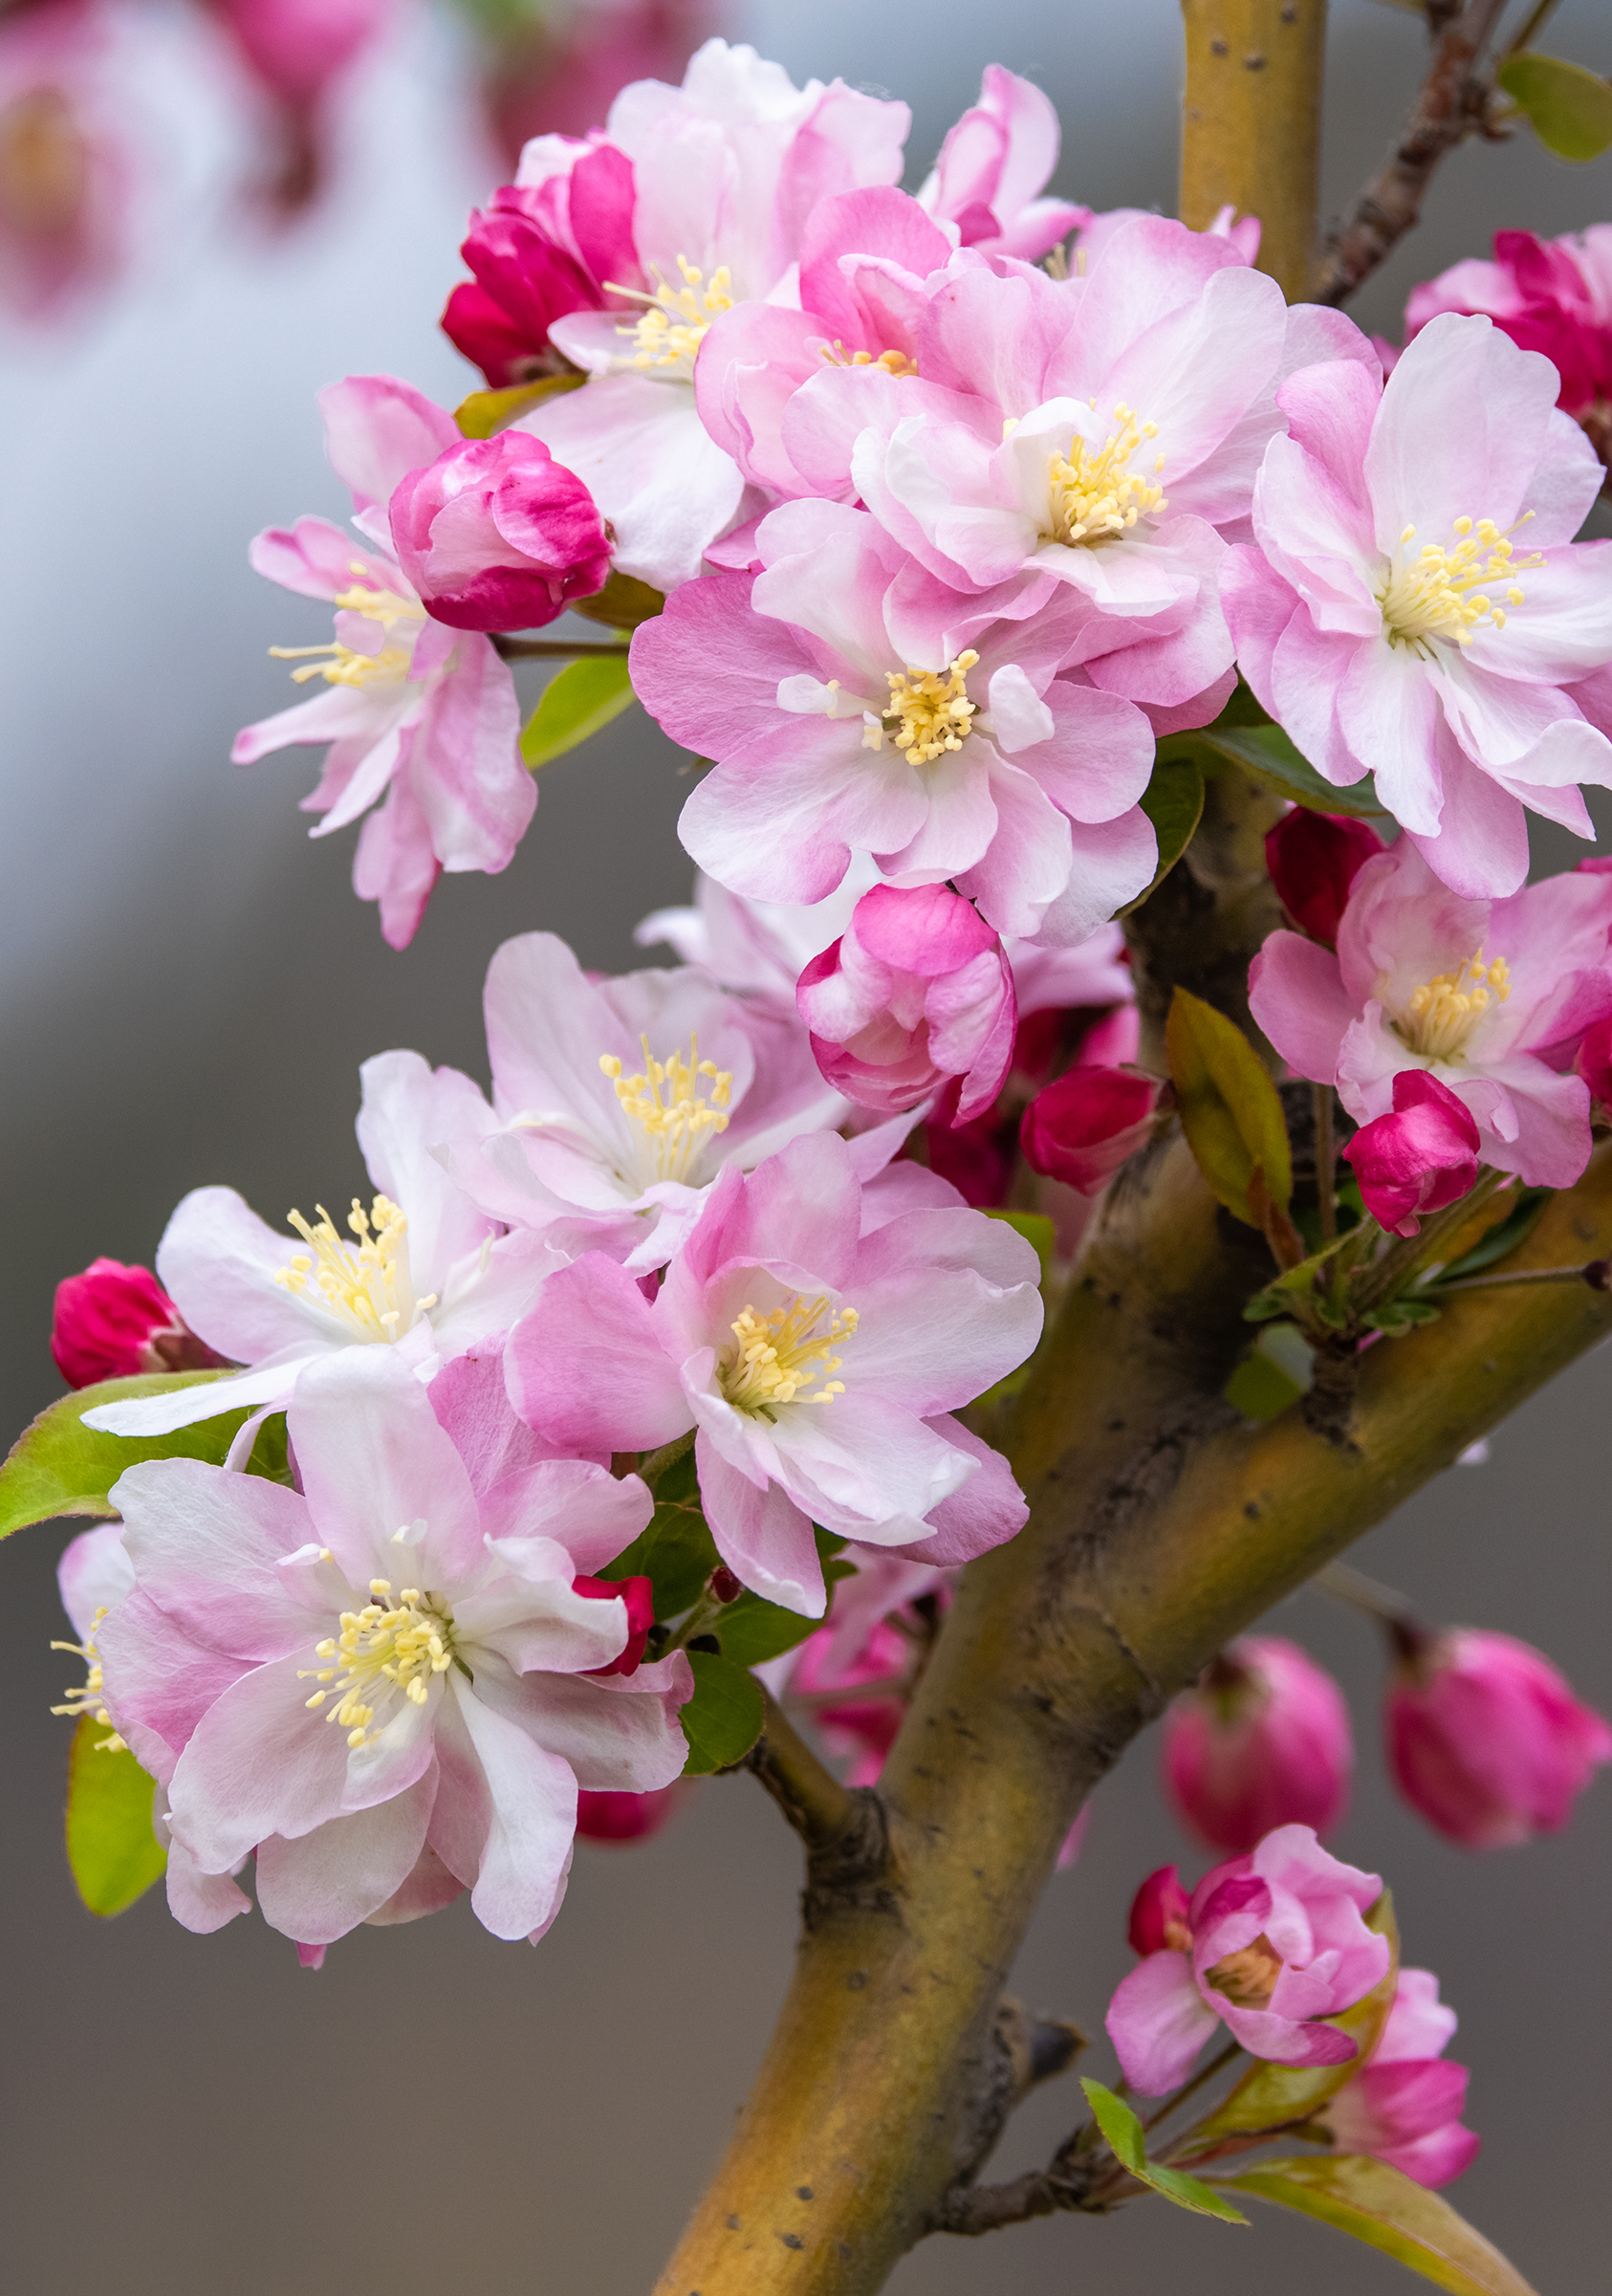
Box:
1316;1558;1418;1627
637;1429;696;1487
1503;0;1562;56
1142;2040;1243;2136
1434;1261;1604;1294
1351;1168;1505;1314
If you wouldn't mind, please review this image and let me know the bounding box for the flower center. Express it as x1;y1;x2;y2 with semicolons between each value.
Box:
50;1606;126;1753
599;1034;733;1185
610;257;733;377
1205;1934;1283;2010
1041;402;1166;547
1377;516;1540;654
818;341;918;380
863;649;979;766
1396;949;1511;1061
270;564;425;690
272;1194;437;1342
300;1575;456;1750
718;1293;859;1418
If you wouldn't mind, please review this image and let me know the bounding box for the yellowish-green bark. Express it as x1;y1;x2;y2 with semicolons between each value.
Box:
1179;0;1327;300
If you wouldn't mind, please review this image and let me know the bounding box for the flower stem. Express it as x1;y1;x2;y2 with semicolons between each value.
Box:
1142;2039;1243;2135
491;637;632;658
637;1428;696;1487
1314;1082;1338;1243
1435;1260;1609;1295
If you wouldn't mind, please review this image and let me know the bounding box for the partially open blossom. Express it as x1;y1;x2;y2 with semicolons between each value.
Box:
1250;839;1612;1189
506;1133;1041;1615
1105;1825;1388;2094
1342;1071;1481;1237
1020;1063;1163;1194
1127;1863;1191;1956
442;143;640;388
1385;1625;1612;1849
388;430;610;632
52;1259;228;1389
1163;1638;1353;1856
796;884;1015;1124
1315;1967;1480;2189
1264;809;1385;949
915;64;1085;260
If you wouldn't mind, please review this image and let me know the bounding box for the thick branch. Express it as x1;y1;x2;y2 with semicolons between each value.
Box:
1178;1;1328;302
1311;0;1509;305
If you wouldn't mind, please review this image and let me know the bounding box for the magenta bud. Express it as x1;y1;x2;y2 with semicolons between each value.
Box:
389;429;611;632
576;1783;686;1845
51;1257;228;1389
1163;1638;1353;1856
572;1573;655;1677
1019;1065;1163;1194
709;1566;743;1604
1576;1016;1612;1111
1264;808;1385;948
1341;1070;1480;1237
1126;1863;1191;1956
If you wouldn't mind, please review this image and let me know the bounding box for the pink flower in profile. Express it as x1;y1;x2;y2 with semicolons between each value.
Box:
1264;808;1385;949
1019;1063;1163;1194
505;1132;1042;1614
232;377;534;949
1105;1825;1389;2094
796;884;1016;1124
1342;1071;1480;1237
1224;314;1612;900
1385;1626;1612;1849
916;66;1085;260
1249;839;1612;1189
1163;1638;1353;1857
51;1259;228;1389
1316;1967;1480;2190
388;429;610;632
96;1348;691;1948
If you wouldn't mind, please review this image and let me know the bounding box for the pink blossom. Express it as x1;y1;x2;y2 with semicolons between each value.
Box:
916;66;1085;260
1106;1825;1389;2094
504;1133;1041;1614
637;862;882;1017
95;1348;690;1947
1342;1071;1481;1237
232;376;534;949
1128;1864;1191;1955
1386;1626;1612;1849
796;884;1015;1124
52;1259;228;1389
1264;808;1386;949
388;430;610;632
0;0;128;319
82;1050;559;1442
1249;839;1612;1189
1224;314;1612;899
631;499;1159;945
1578;1015;1612;1108
207;0;392;107
1317;1968;1480;2189
1162;1638;1353;1856
761;1546;948;1784
576;1782;687;1843
1019;1062;1163;1194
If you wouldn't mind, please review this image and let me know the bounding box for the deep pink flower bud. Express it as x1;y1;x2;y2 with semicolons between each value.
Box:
441;146;640;388
796;885;1015;1125
709;1566;743;1604
1264;809;1385;948
576;1782;686;1844
573;1573;655;1678
51;1257;228;1389
1020;1065;1163;1194
1164;1638;1352;1856
388;430;610;632
1316;1968;1479;2188
1576;1016;1612;1110
1342;1070;1480;1237
1127;1864;1191;1956
1386;1627;1612;1848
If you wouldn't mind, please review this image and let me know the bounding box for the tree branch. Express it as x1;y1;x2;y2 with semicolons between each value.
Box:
745;1691;865;1853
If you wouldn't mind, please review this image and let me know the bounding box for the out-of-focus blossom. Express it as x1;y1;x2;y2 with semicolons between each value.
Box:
576;1782;687;1842
1315;1967;1480;2189
96;1349;691;1948
1385;1624;1612;1849
636;861;882;1017
206;0;396;216
915;64;1084;261
0;0;126;318
1225;314;1612;901
1250;840;1612;1190
1264;809;1385;949
233;376;534;949
52;1258;228;1389
796;884;1016;1124
388;429;611;632
1019;1061;1163;1195
506;1133;1041;1615
1105;1825;1389;2094
1341;1070;1480;1237
1163;1637;1353;1856
763;1546;948;1784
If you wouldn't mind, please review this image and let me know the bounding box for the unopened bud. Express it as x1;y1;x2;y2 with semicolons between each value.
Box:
51;1257;229;1389
709;1566;743;1604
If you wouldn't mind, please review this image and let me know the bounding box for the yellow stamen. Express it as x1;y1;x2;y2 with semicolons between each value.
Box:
50;1606;126;1752
297;1575;455;1750
1398;950;1512;1061
1045;402;1165;546
599;1034;732;1185
1378;515;1542;654
818;340;918;380
270;563;425;689
609;257;733;375
865;649;979;767
272;1194;435;1342
718;1294;859;1419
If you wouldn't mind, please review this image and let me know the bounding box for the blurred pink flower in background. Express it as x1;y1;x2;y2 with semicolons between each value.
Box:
1162;1636;1353;1855
0;0;128;317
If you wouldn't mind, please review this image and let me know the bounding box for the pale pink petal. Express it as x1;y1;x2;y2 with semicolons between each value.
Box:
254;1770;436;1943
1106;1951;1223;2094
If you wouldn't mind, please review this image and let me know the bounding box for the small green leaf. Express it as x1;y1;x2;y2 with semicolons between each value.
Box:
521;655;637;771
717;1563;857;1668
1224;2155;1539;2295
1079;2082;1248;2223
1364;1298;1442;1336
1497;53;1612;164
1121;754;1206;914
599;1488;720;1622
1225;1322;1314;1421
680;1650;766;1775
1173;723;1385;818
570;569;665;632
453;374;583;438
0;1373;256;1541
984;1207;1057;1281
65;1716;166;1917
1165;987;1293;1226
1436;1188;1551;1282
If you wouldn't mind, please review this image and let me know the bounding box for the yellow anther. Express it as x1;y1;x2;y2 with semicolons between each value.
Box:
50;1605;126;1752
604;1033;732;1185
718;1294;860;1419
1378;513;1541;654
609;256;734;374
297;1586;456;1752
1398;950;1512;1061
1045;402;1167;547
865;649;979;767
272;1194;431;1343
818;339;918;380
270;572;425;690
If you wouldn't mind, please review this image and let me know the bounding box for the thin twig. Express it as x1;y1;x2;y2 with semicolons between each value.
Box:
1316;1558;1419;1627
1313;1082;1338;1245
490;637;632;659
744;1687;859;1849
1503;0;1563;56
1435;1259;1610;1295
1141;2039;1243;2135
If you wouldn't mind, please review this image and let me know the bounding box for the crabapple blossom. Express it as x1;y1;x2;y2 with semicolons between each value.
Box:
387;428;611;632
1224;314;1612;899
505;1132;1042;1614
1105;1825;1389;2094
51;1259;227;1389
1315;1968;1480;2189
916;65;1084;261
1019;1061;1164;1195
0;0;128;319
1342;1071;1481;1237
1127;1863;1190;1956
1577;1014;1612;1108
637;861;882;1018
1249;839;1612;1189
1264;808;1385;949
1162;1638;1353;1856
82;1050;558;1440
632;499;1159;945
95;1348;691;1947
232;376;533;948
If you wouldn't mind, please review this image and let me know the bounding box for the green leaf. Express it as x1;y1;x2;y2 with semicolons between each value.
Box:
1171;723;1385;818
1223;2155;1539;2295
1497;53;1612;164
570;569;665;632
0;1373;259;1541
64;1715;166;1917
1080;2081;1248;2224
716;1562;857;1667
1225;1322;1314;1421
453;374;583;438
1165;987;1293;1227
521;655;637;772
680;1649;766;1775
1364;1298;1442;1336
1435;1188;1551;1282
599;1484;720;1622
984;1207;1057;1281
1120;754;1206;914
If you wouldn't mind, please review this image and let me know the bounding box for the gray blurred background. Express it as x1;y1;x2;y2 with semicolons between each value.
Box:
2;3;1608;2288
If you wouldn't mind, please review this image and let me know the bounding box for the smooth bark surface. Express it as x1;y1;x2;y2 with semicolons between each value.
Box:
1178;0;1328;300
